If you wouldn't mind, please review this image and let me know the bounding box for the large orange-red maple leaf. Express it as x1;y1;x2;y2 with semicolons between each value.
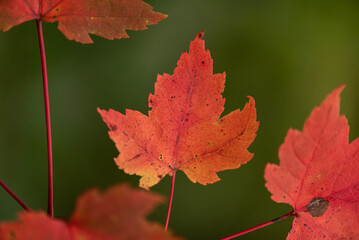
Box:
98;32;259;189
265;85;359;239
0;0;166;43
0;184;182;240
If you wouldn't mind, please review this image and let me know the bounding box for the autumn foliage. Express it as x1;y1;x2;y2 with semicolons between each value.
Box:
0;0;166;43
0;0;358;239
265;86;359;239
0;184;181;240
98;32;259;189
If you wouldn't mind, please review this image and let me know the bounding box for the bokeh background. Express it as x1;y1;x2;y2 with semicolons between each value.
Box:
1;1;359;239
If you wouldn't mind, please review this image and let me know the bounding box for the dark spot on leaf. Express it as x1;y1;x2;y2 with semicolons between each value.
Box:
55;8;59;11
9;231;16;240
171;96;175;98
110;125;118;131
306;197;329;217
201;61;205;64
321;188;324;190
159;154;163;160
158;175;163;178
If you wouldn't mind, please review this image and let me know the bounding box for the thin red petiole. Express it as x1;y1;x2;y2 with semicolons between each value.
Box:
165;171;176;231
36;19;54;217
221;210;295;240
0;180;30;211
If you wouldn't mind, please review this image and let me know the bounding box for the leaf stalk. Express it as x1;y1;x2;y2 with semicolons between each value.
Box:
0;180;30;211
165;171;176;230
221;210;295;239
36;19;54;217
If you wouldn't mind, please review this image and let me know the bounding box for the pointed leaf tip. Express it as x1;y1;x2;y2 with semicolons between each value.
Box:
197;30;205;39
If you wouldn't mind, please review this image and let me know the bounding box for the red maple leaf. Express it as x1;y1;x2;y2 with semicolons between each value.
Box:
264;85;359;239
0;184;182;240
0;0;167;43
98;31;259;189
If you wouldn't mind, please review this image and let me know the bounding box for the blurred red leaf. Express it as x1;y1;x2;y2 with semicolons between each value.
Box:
0;184;182;240
0;0;167;43
265;85;359;239
98;31;259;189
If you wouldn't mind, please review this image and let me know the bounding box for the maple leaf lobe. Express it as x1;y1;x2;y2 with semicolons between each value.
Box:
99;32;259;189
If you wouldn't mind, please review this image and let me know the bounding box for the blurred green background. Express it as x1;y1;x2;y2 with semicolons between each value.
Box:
1;0;359;239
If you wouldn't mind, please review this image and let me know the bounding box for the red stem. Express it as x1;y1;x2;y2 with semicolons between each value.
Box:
0;180;30;211
220;211;295;240
36;19;54;217
165;171;176;231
